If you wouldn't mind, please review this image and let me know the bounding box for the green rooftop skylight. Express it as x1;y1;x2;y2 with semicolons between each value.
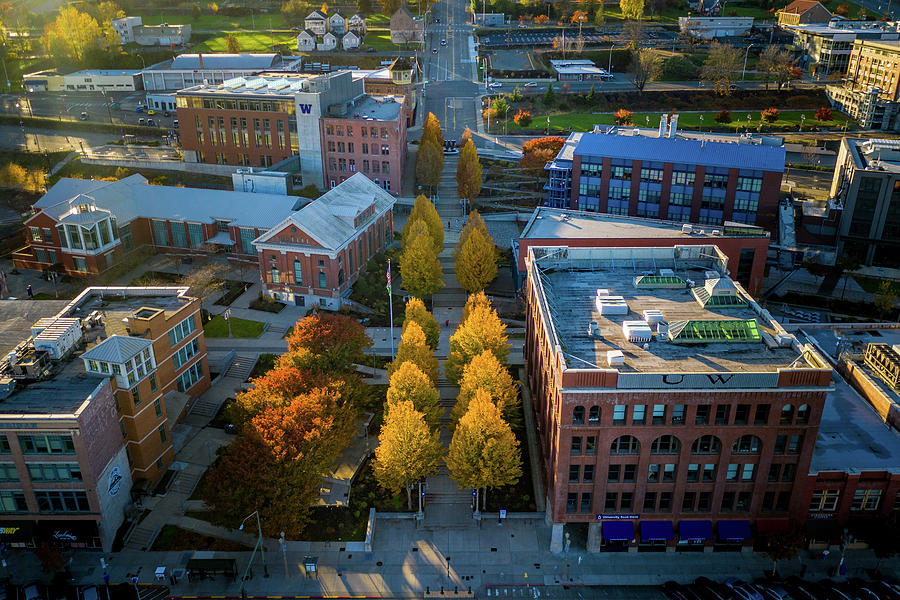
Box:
667;319;761;344
633;275;686;288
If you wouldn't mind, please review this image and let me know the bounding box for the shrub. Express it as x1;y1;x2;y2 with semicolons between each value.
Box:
834;3;850;15
613;108;633;125
761;107;780;123
513;109;532;127
814;106;833;122
714;109;732;123
483;107;498;121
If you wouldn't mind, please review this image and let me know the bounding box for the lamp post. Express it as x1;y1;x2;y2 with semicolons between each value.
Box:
699;114;704;132
741;43;755;81
504;104;510;136
800;113;806;131
279;531;289;578
238;510;269;596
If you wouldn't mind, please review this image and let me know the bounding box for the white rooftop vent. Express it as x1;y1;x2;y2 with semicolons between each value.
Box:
712;229;722;236
245;78;267;90
587;321;599;337
607;350;625;367
704;276;738;297
705;271;720;280
596;295;628;315
623;320;653;343
596;288;611;297
267;78;290;90
659;268;675;277
775;332;796;347
681;224;693;234
643;310;664;324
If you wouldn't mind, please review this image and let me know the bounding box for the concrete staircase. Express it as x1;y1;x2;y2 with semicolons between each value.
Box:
188;396;220;418
169;465;204;496
223;352;257;381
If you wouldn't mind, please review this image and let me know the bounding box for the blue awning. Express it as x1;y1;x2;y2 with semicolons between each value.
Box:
602;521;634;541
640;520;674;541
679;520;712;542
718;520;751;541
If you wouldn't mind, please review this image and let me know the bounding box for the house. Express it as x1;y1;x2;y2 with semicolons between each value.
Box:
254;173;395;309
549;59;613;81
678;16;754;39
390;6;424;44
348;14;367;36
342;31;361;50
111;16;191;46
778;0;832;27
305;10;328;34
329;12;346;35
318;32;338;51
297;29;317;52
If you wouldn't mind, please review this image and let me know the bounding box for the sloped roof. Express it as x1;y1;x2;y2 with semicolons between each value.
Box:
329;11;345;19
349;13;365;21
781;0;827;14
306;10;326;19
255;173;396;251
83;335;152;364
34;176;303;230
297;29;317;39
169;53;280;70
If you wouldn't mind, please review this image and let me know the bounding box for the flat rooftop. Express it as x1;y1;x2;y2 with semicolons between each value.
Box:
521;207;768;240
846;138;900;173
531;245;820;375
340;95;403;121
178;74;317;97
73;69;140;77
0;357;103;416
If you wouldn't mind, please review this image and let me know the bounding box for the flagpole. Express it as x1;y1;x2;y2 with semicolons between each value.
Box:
387;258;394;359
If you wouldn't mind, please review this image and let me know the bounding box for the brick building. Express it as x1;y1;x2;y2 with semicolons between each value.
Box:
777;0;832;27
254;173;394;309
545;122;785;231
320;94;406;194
13;174;304;277
523;244;832;553
514;208;771;295
356;57;418;126
0;286;209;550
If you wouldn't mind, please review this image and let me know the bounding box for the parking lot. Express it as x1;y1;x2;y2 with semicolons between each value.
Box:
479;27;676;48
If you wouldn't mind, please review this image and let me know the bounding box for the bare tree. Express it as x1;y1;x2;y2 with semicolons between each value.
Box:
632;48;662;92
700;41;742;96
757;45;792;91
182;262;229;320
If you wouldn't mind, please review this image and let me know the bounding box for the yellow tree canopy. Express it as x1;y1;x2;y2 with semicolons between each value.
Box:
444;303;509;385
388;321;439;384
455;225;498;293
386;361;442;430
399;223;444;299
451;350;520;429
404;297;440;350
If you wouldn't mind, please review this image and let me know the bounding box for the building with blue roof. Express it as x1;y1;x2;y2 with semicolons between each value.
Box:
545;117;786;231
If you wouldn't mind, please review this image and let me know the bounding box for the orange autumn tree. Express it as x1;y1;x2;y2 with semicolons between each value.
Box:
519;136;566;175
285;311;371;372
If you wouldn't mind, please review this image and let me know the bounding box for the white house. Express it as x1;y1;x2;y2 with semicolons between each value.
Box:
111;16;142;44
329;12;346;34
342;31;361;50
318;31;338;51
297;29;317;51
305;11;328;34
348;14;367;36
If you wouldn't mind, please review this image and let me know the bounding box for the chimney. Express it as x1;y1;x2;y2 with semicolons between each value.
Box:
658;115;667;138
667;114;679;138
198;52;203;69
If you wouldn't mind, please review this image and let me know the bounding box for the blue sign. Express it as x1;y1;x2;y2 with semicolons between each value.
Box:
597;514;639;520
299;104;312;114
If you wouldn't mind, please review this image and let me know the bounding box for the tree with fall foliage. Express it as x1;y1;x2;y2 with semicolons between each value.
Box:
815;106;833;122
416;138;443;191
402;194;443;253
225;33;241;53
513;109;532;127
444;299;509;385
403;297;439;350
462;290;491;322
388;321;438;383
42;6;104;63
455;225;498;293
451;350;520;429
399;221;444;299
422;112;445;150
455;137;482;204
620;0;644;20
286;311;372;372
700;41;742;96
373;400;443;510
446;390;521;511
632;48;662;93
761;107;780;123
455;209;489;256
386;361;442;429
614;108;634;125
756;45;792;91
519;136;566;175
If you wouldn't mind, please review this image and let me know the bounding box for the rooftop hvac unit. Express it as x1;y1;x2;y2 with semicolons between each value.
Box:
712;229;722;236
681;224;693;234
596;295;628;315
659;268;675;277
607;350;625;366
0;377;14;400
656;321;669;338
596;288;611;297
31;317;82;360
587;321;599;338
705;271;719;280
775;332;796;347
643;310;664;324
623;320;653;343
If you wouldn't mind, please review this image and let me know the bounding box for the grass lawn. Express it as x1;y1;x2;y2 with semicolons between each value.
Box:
364;30;397;51
203;315;265;338
506;109;853;133
150;524;251;551
249;353;278;378
366;13;391;25
822;0;875;18
139;13;288;29
0;150;69;171
192;31;298;53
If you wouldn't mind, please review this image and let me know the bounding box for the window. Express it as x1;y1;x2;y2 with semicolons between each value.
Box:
652;404;666;424
0;463;17;481
154;399;163;418
623;464;637;483
177;361;203;392
734;404;750;425
583;464;594;482
569;465;580;483
168;315;197;347
621;492;633;511
780;404;794;425
159;425;168;444
782;463;796;482
659;491;673;512
697;492;712;512
35;490;90;513
726;464;739;481
774;435;787;455
741;464;755;481
29;226;41;242
132;387;141;407
643;492;657;512
585;436;596;455
776;492;790;511
672;405;685;424
732;435;762;455
571;437;582;455
605;493;618;511
610;436;640;455
650;435;679;455
715;405;730;425
702;464;716;482
682;492;696;512
566;492;577;513
0;491;27;513
797;404;811;425
762;491;775;513
736;491;752;512
27;463;81;481
573;406;585;425
695;405;710;424
18;434;75;455
686;464;700;482
809;490;840;512
588;406;600;423
608;464;620;482
691;435;721;454
754;404;770;425
318;271;327;289
293;260;303;285
663;464;675;482
70;256;86;272
788;434;802;454
173;338;200;370
648;464;660;483
580;493;592;513
852;489;882;511
613;405;626;425
149;374;158;393
632;405;646;425
768;464;781;482
721;491;736;512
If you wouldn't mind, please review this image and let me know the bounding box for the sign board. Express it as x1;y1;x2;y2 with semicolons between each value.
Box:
597;514;639;520
108;466;124;497
616;372;779;390
499;509;507;520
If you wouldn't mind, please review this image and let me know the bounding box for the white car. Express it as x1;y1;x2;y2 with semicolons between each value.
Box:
524;81;537;87
488;81;502;89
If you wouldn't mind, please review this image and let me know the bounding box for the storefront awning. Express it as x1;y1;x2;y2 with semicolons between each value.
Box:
640;521;674;541
718;520;751;541
602;521;634;541
679;520;712;542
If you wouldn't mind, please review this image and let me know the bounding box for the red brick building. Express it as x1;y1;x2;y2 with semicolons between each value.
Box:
253;173;395;309
523;244;833;553
13;174;304;277
319;94;407;195
516;208;771;295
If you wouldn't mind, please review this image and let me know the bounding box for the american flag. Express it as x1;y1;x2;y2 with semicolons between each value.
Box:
386;263;391;292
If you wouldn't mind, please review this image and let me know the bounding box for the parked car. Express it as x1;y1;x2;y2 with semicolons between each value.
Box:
664;581;697;600
441;38;446;45
524;81;537;87
138;117;146;125
847;579;881;600
367;47;376;52
693;578;732;600
517;22;526;27
488;81;502;89
147;109;156;115
816;580;855;600
751;580;791;600
147;118;156;127
135;106;144;113
79;111;88;121
163;110;171;117
432;48;438;53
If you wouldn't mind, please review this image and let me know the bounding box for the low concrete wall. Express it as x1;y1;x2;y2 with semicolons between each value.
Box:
81;156;239;176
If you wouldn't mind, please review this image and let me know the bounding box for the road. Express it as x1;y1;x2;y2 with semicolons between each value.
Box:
0;124;120;153
0;91;176;128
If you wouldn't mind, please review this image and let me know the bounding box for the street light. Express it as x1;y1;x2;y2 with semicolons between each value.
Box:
504;104;510;135
238;510;269;594
741;43;755;81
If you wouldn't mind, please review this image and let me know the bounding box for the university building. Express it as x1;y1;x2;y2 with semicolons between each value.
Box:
827;39;900;130
545;121;785;231
523;244;832;552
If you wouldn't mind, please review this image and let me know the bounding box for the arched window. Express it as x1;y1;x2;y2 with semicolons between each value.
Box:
610;436;640;455
732;435;762;455
650;435;680;455
588;406;600;424
780;404;794;425
572;406;585;425
796;404;811;425
338;268;345;286
691;435;721;455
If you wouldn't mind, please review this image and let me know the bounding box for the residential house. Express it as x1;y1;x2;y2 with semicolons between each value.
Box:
778;0;832;27
390;6;424;44
297;30;317;51
305;10;328;34
342;31;361;50
329;12;346;34
348;14;367;36
318;32;338;51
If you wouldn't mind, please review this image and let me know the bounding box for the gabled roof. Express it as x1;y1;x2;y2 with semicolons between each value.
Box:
329;11;345;19
343;31;360;40
306;10;327;19
323;31;337;39
349;13;365;21
83;335;153;364
254;173;396;252
297;29;317;39
781;0;828;14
